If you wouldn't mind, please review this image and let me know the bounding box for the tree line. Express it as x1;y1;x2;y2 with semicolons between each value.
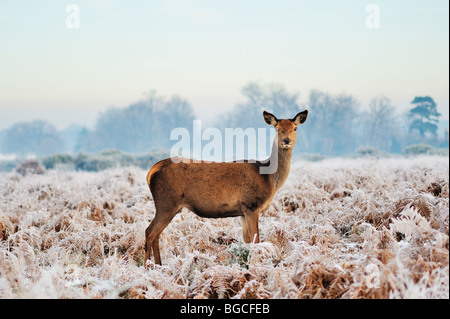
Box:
217;83;446;156
0;83;447;158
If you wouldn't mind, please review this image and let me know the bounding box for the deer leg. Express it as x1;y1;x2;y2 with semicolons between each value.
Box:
247;213;260;243
144;220;156;262
240;216;251;243
152;233;162;265
145;206;179;266
242;207;260;244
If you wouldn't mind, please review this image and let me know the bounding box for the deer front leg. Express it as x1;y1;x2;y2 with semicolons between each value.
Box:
241;208;260;244
247;213;260;243
240;216;251;243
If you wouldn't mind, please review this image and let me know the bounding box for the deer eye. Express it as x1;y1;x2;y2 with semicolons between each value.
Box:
294;127;297;131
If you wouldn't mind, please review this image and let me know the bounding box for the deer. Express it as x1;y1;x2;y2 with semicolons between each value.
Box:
144;110;308;265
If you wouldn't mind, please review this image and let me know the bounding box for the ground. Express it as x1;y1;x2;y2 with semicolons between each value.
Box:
0;156;448;299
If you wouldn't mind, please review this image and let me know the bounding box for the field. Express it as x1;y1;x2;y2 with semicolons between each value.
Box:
0;156;448;299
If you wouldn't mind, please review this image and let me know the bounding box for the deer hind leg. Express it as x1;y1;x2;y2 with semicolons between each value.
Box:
145;204;180;266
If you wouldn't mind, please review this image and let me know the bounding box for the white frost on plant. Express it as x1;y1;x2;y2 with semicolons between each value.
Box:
0;156;448;298
390;206;433;240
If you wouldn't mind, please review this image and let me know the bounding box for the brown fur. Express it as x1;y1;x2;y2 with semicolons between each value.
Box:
145;110;308;265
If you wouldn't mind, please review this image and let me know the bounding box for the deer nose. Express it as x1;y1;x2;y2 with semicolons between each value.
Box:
283;138;291;145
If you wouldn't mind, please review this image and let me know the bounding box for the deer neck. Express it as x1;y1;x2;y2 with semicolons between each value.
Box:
268;140;293;190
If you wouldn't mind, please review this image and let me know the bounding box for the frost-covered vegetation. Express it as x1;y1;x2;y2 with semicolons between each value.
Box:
0;156;448;299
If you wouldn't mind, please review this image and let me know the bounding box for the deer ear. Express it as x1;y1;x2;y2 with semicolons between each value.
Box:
292;110;308;126
263;111;278;126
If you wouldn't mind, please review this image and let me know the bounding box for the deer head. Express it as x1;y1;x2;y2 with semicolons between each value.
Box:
263;110;308;150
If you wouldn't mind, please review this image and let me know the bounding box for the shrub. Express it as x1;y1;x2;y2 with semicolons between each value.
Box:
298;153;325;162
403;144;436;156
42;154;74;169
70;148;169;172
98;149;123;156
39;148;169;172
355;146;385;158
98;149;134;166
229;243;251;268
15;160;46;176
74;153;115;172
433;148;449;156
134;148;170;170
0;160;16;172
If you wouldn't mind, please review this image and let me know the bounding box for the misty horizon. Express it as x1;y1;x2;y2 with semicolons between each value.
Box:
1;86;449;132
1;82;448;163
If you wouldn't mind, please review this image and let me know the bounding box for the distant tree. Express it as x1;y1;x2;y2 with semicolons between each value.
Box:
221;85;362;156
75;92;195;153
408;96;441;137
1;120;65;156
221;82;300;130
361;95;400;152
74;127;100;153
218;82;302;159
60;124;84;153
305;90;360;156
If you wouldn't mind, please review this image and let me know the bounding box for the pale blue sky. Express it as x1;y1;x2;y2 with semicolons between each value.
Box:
0;0;448;129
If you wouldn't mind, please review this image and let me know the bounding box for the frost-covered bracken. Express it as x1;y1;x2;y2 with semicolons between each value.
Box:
0;156;448;299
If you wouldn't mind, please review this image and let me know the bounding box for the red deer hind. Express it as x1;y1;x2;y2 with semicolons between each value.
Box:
145;110;308;265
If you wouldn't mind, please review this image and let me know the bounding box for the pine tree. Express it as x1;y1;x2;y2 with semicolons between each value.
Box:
408;96;441;137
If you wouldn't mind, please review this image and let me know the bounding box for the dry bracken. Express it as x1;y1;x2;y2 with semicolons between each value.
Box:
0;156;448;298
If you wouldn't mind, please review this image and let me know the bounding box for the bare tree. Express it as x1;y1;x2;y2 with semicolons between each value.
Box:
305;90;360;156
2;120;65;156
362;95;400;152
221;82;300;130
75;92;194;153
